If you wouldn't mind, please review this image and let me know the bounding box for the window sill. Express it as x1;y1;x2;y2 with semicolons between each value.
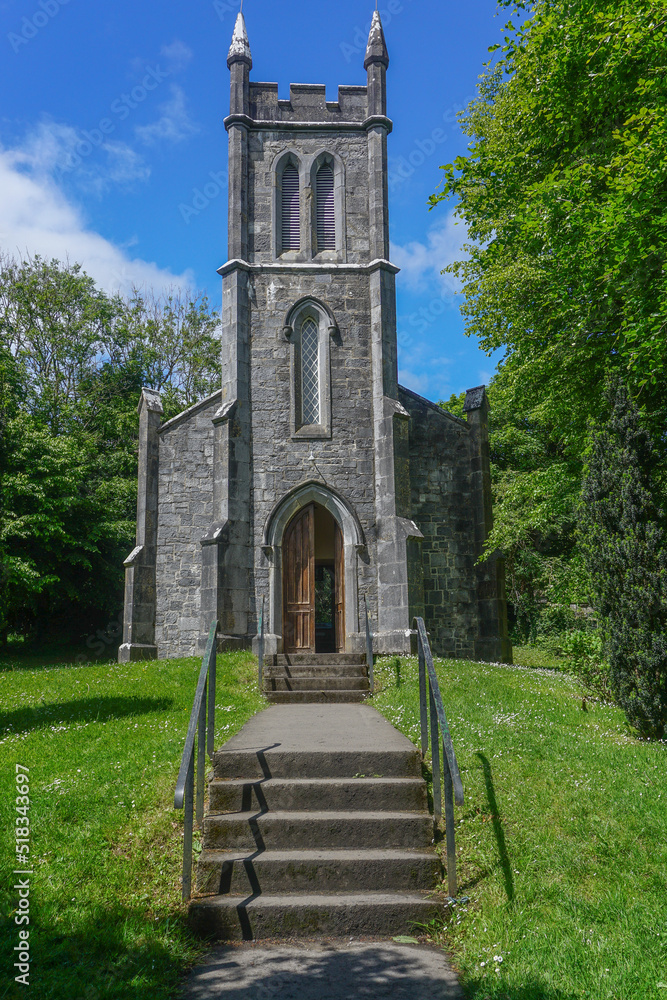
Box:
291;424;332;440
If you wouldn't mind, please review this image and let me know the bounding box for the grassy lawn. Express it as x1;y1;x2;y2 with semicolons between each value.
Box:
0;648;265;1000
3;643;664;999
371;654;667;1000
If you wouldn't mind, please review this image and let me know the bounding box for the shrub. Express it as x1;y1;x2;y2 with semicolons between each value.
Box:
581;384;667;738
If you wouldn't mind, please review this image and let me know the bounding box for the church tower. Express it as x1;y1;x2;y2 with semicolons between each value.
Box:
210;8;422;657
119;11;511;664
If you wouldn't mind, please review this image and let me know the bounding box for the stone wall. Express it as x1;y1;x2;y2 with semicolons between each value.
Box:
248;131;371;264
247;268;380;636
399;386;481;658
249;83;368;123
154;393;221;659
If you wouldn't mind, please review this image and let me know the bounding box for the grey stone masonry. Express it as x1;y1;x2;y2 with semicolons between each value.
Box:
155;393;220;660
119;11;511;665
119;389;162;662
399;386;511;662
464;387;512;663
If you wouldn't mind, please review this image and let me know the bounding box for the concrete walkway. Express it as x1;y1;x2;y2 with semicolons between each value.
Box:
181;941;464;999
216;703;416;756
188;701;461;996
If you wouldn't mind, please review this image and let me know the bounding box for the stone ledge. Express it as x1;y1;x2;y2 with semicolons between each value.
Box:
118;643;158;663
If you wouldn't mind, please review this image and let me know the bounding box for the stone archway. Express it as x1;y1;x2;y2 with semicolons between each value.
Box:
262;482;365;654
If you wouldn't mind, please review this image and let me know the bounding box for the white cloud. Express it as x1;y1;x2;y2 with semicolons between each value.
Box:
160;40;194;72
392;210;466;295
14;120;150;196
0;139;193;296
135;85;200;146
397;369;431;395
398;355;455;403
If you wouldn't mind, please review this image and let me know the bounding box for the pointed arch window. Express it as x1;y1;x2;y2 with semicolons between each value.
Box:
286;300;334;439
281;163;300;252
316;164;335;251
300;317;321;425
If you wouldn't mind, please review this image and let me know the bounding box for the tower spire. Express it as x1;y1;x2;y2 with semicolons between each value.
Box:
364;9;389;69
227;10;252;69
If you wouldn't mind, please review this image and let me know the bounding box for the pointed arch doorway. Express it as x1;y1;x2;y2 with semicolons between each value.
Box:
283;503;344;654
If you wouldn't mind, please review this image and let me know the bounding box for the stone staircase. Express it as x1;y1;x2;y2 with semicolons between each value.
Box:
262;653;370;704
189;704;444;940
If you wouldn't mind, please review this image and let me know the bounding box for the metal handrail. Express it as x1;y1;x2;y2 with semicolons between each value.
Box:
414;616;464;898
174;620;217;901
257;595;265;690
363;595;374;695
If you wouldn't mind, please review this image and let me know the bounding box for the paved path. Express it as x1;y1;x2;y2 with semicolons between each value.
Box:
217;703;415;755
181;941;464;999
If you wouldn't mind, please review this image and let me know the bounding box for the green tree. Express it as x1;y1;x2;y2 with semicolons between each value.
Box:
443;384;585;643
0;254;221;646
581;384;667;738
431;0;667;445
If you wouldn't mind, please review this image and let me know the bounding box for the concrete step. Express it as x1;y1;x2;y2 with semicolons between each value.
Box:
208;777;428;814
264;676;370;692
188;891;444;941
202;810;433;851
213;747;422;780
196;848;442;895
263;664;368;678
272;654;366;666
265;690;368;705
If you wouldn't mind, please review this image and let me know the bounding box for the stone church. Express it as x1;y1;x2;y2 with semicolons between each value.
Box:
119;11;511;665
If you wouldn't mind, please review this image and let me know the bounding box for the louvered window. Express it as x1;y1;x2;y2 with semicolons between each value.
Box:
281;164;300;252
316;164;335;251
300;317;320;425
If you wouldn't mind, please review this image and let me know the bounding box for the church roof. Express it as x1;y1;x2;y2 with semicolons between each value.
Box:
364;10;389;69
227;11;252;69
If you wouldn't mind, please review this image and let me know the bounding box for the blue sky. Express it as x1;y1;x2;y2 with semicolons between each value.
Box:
0;0;506;402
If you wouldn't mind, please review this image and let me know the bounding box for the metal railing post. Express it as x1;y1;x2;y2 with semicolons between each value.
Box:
258;595;265;690
418;641;428;758
175;620;218;902
429;683;442;827
364;595;374;695
207;640;216;757
443;751;457;897
413;616;463;897
182;752;194;902
196;679;207;826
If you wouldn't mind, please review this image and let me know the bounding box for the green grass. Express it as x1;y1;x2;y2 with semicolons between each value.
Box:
3;643;665;998
512;645;565;671
0;649;266;999
371;655;667;1000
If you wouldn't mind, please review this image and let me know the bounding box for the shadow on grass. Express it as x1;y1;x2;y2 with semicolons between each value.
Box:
0;650;118;674
1;904;198;1000
476;752;514;903
0;696;174;737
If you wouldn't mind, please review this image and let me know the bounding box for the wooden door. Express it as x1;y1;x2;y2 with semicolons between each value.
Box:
334;521;345;652
283;505;315;653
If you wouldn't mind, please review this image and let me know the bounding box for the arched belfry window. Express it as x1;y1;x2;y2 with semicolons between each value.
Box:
286;299;335;439
316;164;335;251
281;163;300;252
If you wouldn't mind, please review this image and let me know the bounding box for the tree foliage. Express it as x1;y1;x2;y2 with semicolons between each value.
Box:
444;384;585;643
434;0;667;681
581;384;667;738
431;0;667;441
0;254;221;645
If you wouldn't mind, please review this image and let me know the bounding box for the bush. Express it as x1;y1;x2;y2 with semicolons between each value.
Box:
581;384;667;738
